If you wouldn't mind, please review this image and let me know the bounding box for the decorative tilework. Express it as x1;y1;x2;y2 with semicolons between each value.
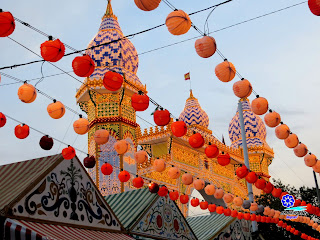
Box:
179;91;209;128
228;99;267;148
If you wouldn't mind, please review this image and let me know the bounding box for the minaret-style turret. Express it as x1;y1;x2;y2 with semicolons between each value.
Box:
76;0;146;196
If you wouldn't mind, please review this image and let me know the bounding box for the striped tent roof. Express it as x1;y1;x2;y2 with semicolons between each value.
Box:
0;154;63;213
105;188;157;230
186;214;234;240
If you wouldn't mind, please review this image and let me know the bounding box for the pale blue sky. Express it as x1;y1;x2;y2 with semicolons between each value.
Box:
0;0;319;190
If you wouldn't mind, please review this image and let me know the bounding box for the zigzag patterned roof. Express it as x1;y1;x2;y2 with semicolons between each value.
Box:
179;91;209;128
85;1;143;89
228;99;267;148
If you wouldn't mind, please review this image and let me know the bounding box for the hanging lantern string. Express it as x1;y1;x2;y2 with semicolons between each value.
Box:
0;72;84;117
162;0;176;11
0;0;236;72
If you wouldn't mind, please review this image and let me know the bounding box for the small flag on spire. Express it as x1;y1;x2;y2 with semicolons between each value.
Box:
184;72;190;81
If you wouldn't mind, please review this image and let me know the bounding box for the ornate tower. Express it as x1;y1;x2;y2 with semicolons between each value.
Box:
76;0;146;196
228;99;274;195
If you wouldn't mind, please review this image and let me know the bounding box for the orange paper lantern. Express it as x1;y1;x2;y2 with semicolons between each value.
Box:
47;100;65;119
62;146;76;160
153;158;166;172
94;129;110;145
193;179;205;191
204;184;216;195
205;143;219;158
312;160;320;173
251;96;269;115
215;60;236;82
275;124;290;140
264;111;281;128
134;0;161;11
131;93;149;112
101;163;113;175
304;153;317;167
132;177;144;188
168;167;180;179
171;120;187;137
114;140;129;155
181;173;193;185
194;36;216;58
233;79;252;98
154;109;170;126
233;197;243;207
223;193;234;203
134;150;148;164
73;117;89;135
103;71;123;91
118;170;130;182
293;143;308;157
250;202;258;211
0;11;15;37
14;124;29;139
72;55;95;77
284;133;299;148
165;10;191;36
189;132;204;148
40;38;65;62
18;83;37;103
214;188;224;199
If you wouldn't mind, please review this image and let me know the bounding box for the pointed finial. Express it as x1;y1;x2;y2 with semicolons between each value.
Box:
190;90;194;99
105;0;117;20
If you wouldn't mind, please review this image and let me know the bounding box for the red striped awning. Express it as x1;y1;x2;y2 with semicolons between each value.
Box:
5;219;134;240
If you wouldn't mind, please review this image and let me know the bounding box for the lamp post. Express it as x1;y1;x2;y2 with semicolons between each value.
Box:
238;100;258;232
313;171;320;206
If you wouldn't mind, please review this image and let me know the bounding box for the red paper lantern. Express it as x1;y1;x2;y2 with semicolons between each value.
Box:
308;0;320;16
216;206;224;214
224;208;231;216
236;165;249;179
189;132;204;148
0;112;6;128
301;200;307;206
118;170;130;182
263;182;274;194
244;213;251;220
171;120;187;137
180;194;189;204
208;204;216;212
14;124;29;139
261;216;266;222
149;182;159;193
256;215;261;222
132;177;144;188
158;186;168;197
131;92;149;111
40;38;65;62
271;188;282;198
83;155;95;168
280;191;289;200
250;214;256;221
255;178;266;190
231;210;238;218
245;172;258;183
217;153;231;166
294;199;301;207
103;71;123;91
72;55;95;77
154;109;170;126
191;198;200;207
205;143;219;158
278;220;283;227
169;191;179;201
237;212;244;220
0;11;15;37
39;135;54;150
200;201;208;210
62;146;76;160
101;163;113;175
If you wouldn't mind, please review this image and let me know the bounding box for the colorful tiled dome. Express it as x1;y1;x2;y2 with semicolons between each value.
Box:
85;1;143;89
228;99;267;148
179;90;209;128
